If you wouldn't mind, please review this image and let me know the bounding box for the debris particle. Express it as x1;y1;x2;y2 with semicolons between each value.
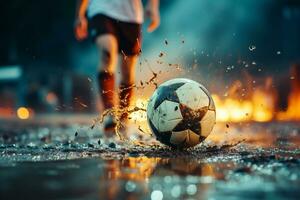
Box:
109;142;116;148
234;166;252;173
79;102;88;108
138;126;150;135
90;124;95;129
121;50;127;60
88;143;94;148
74;132;78;137
159;52;164;57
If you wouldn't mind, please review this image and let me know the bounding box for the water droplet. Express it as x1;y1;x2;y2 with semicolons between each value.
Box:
249;45;256;51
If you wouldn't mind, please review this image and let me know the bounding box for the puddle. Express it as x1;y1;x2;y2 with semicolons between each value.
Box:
0;119;300;199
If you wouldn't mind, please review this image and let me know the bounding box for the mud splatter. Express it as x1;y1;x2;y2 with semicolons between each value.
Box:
95;106;147;140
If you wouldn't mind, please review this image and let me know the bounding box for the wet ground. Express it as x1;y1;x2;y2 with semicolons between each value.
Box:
0;115;300;200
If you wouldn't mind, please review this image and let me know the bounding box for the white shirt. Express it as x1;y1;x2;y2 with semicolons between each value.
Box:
87;0;144;24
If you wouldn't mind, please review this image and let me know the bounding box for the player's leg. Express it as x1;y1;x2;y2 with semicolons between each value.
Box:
119;55;138;122
96;34;118;131
117;22;141;125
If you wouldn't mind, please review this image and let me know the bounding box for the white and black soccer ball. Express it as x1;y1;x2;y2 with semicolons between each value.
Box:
147;78;216;148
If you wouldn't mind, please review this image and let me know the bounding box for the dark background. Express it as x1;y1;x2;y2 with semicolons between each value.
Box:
0;0;300;113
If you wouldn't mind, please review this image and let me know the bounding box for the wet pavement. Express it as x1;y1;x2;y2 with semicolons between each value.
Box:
0;115;300;200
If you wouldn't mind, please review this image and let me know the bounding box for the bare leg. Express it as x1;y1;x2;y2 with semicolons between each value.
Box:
119;55;138;123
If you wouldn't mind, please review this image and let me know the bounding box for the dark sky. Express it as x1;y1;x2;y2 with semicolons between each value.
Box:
0;0;75;66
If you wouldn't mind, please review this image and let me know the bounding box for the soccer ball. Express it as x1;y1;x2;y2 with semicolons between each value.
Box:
147;78;216;148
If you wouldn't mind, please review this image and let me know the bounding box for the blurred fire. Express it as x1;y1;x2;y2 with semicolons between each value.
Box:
213;92;274;122
0;107;14;117
277;92;300;121
277;65;300;121
212;66;300;122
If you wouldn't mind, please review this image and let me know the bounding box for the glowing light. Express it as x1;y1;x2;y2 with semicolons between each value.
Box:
17;107;30;120
151;190;163;200
46;92;57;104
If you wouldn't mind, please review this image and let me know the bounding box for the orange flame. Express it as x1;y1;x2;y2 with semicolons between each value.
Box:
213;90;274;122
277;65;300;121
